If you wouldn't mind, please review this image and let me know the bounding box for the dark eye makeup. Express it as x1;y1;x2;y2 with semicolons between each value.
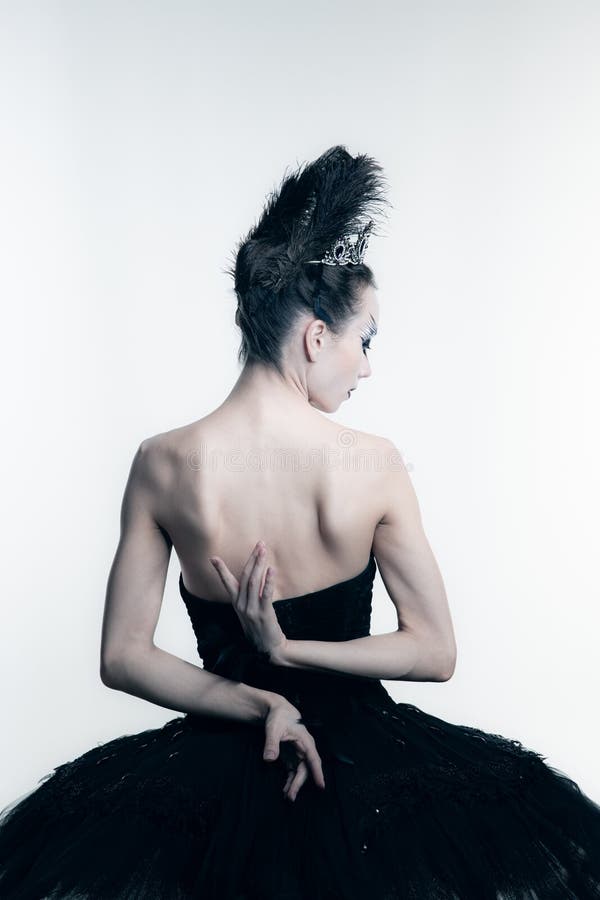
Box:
361;315;377;354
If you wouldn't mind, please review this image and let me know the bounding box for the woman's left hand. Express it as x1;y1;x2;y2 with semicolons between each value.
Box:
209;541;289;665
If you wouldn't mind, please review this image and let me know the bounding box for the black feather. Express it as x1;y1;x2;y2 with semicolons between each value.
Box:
230;145;391;292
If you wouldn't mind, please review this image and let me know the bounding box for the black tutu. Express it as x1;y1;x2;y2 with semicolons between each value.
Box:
1;550;599;899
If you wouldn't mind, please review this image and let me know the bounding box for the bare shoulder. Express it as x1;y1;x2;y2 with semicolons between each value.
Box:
329;421;393;453
337;429;414;526
375;434;409;474
127;425;190;506
130;418;215;508
373;435;418;526
332;424;405;473
132;431;172;484
136;418;207;472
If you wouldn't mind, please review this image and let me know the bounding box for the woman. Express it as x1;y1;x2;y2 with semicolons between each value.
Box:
1;145;599;898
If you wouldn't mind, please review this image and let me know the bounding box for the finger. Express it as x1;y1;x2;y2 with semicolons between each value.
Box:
260;565;276;605
287;762;309;802
239;542;264;613
283;769;295;794
209;557;239;601
246;544;268;616
283;760;305;799
293;737;325;789
263;724;280;761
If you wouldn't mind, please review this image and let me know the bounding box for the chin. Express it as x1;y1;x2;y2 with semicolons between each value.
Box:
309;397;341;414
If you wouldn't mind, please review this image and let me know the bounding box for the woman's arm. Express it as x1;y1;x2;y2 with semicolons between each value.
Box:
103;643;280;724
272;439;457;682
272;630;449;682
100;439;282;724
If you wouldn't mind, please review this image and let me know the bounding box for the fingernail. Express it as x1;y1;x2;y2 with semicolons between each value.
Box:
264;751;275;759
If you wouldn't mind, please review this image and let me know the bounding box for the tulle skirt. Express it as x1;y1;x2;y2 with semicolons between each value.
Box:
1;682;599;899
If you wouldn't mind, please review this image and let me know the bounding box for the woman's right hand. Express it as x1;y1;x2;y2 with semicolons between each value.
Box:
262;697;326;801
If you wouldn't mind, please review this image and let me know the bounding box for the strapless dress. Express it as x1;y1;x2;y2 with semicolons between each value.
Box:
1;549;599;898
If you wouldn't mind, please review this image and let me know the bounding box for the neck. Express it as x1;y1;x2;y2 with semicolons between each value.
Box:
220;361;318;425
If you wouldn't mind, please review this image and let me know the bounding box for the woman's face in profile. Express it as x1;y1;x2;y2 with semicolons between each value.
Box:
307;284;379;414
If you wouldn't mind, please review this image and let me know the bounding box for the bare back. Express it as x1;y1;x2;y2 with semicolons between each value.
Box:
152;408;387;605
103;395;455;673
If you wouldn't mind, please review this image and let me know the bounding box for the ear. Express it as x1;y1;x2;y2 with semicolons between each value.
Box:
304;317;329;361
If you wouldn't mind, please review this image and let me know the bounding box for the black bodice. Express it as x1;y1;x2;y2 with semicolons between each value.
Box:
178;549;386;720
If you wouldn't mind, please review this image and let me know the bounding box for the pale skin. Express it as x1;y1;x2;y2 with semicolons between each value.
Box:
100;284;457;801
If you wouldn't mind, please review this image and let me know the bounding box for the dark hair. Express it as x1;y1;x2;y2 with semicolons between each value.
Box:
224;145;389;377
232;254;377;375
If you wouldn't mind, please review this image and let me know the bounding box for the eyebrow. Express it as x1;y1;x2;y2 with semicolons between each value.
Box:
366;314;378;335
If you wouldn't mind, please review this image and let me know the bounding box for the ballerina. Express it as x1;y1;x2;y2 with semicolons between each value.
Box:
1;144;599;899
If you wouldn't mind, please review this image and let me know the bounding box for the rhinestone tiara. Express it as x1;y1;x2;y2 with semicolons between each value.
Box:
305;219;374;266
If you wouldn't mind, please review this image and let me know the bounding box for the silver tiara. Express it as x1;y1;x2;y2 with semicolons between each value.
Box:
305;219;374;266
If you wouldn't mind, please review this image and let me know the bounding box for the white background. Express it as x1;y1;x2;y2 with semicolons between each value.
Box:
1;1;599;809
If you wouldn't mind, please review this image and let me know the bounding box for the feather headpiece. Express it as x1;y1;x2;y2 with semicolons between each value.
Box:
232;145;391;292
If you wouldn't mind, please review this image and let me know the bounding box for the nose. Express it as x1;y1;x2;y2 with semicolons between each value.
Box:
359;354;372;379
